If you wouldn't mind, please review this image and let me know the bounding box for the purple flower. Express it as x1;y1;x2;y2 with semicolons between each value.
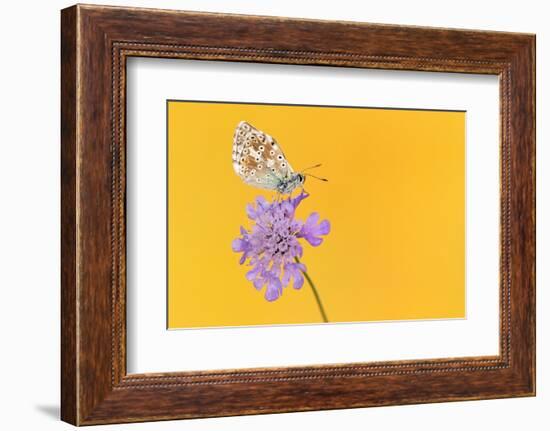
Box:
232;191;330;301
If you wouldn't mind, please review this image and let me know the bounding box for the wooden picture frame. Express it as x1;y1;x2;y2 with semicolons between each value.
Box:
61;4;535;425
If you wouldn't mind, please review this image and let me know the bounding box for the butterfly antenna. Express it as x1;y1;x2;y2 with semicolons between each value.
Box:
304;173;328;182
300;163;323;173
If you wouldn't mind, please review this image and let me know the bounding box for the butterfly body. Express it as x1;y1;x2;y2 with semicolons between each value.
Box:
232;121;306;195
277;173;305;195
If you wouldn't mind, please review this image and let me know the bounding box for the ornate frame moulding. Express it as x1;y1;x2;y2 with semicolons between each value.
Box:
61;4;535;425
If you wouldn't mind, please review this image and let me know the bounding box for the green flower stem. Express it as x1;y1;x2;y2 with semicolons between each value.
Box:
295;257;329;323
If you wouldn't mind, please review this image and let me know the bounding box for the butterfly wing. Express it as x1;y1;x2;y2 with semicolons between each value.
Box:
232;121;294;190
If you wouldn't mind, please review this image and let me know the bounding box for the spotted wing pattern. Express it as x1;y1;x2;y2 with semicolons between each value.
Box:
232;121;294;190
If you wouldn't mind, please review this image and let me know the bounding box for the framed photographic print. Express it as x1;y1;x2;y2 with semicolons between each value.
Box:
61;4;535;425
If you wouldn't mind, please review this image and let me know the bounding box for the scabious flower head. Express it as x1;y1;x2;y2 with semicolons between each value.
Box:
232;191;330;301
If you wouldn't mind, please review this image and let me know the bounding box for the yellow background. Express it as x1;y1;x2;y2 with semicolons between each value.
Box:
168;101;465;328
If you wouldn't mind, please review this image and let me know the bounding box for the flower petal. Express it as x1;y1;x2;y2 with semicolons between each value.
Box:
246;203;257;219
318;220;331;235
246;265;262;281
265;277;282;301
232;238;247;252
305;236;323;246
293;270;304;290
290;190;309;209
253;276;265;291
281;267;292;287
305;212;320;228
299;212;330;247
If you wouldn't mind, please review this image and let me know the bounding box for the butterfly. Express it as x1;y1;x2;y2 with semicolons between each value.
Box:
232;121;326;195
